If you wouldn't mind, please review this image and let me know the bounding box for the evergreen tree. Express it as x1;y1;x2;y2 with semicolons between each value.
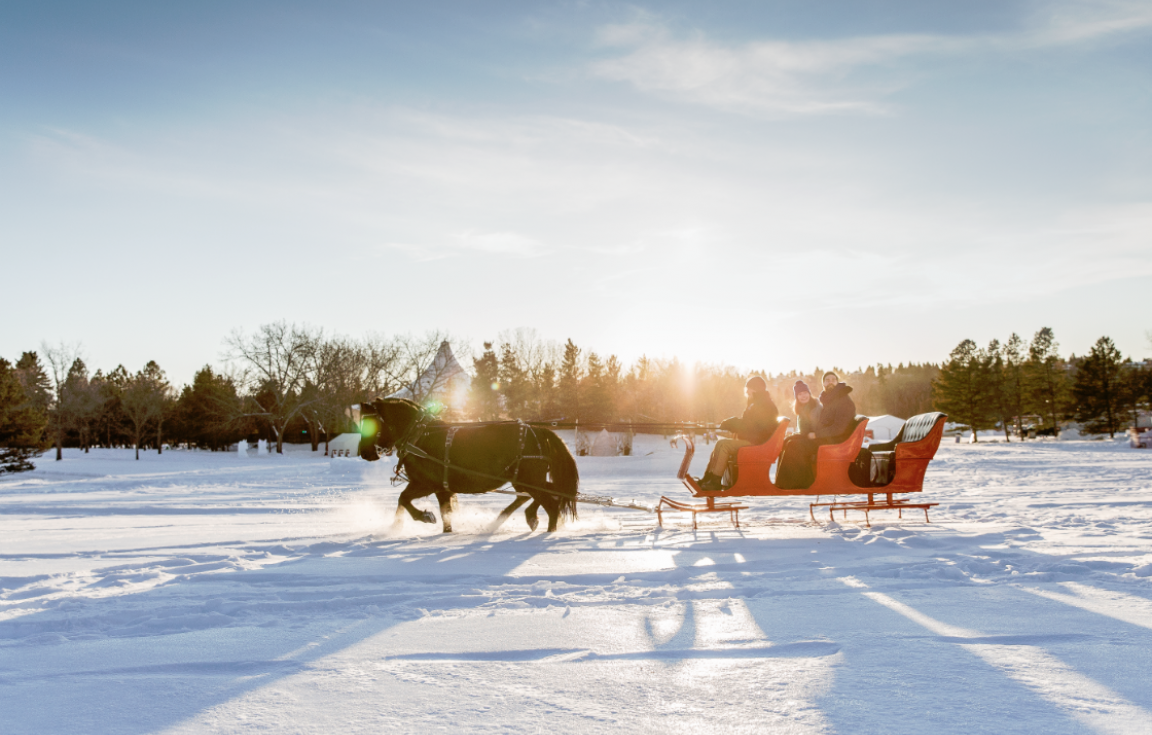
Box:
623;356;657;421
1025;327;1070;435
469;342;500;420
583;352;614;422
1072;336;1125;437
557;339;582;420
94;366;129;448
605;355;622;419
15;352;51;414
984;340;1012;441
1117;365;1149;434
1001;333;1027;439
174;366;246;450
535;362;558;420
62;358;105;452
933;339;994;441
499;342;530;419
0;357;48;473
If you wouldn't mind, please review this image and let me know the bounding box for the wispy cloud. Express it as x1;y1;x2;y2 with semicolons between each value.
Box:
591;1;1152;116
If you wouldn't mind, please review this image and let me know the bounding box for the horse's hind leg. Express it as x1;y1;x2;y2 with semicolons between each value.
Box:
396;484;437;526
436;492;459;533
524;491;560;532
489;495;529;532
544;498;561;532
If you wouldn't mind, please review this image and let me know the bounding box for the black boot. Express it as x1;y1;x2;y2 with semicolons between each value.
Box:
697;471;722;492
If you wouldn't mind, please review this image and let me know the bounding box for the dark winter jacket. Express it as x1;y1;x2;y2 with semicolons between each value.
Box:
795;400;822;436
719;391;780;445
815;383;856;441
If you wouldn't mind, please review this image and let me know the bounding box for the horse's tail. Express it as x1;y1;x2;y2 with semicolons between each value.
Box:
539;430;579;522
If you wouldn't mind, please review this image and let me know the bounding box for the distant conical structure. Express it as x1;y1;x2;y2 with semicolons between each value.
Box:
387;341;472;408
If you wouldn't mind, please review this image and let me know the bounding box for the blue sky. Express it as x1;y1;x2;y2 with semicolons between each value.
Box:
3;0;1151;384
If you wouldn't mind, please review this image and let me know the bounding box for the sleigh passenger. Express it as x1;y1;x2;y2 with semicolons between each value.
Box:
775;372;856;490
694;376;779;492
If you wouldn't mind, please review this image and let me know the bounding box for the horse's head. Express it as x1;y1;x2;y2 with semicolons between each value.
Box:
358;398;424;461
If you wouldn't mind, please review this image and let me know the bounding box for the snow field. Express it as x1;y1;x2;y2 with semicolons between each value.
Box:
2;435;1152;733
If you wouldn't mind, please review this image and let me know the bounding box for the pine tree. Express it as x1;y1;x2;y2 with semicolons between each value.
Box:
15;352;51;413
605;355;622;419
469;343;500;420
62;358;105;452
1117;365;1149;434
0;357;48;473
499;342;530;419
1025;327;1070;435
94;366;129;448
174;366;246;450
1001;333;1027;439
933;339;994;441
557;339;582;420
583;352;614;423
984;340;1013;441
535;362;558;419
1072;336;1125;437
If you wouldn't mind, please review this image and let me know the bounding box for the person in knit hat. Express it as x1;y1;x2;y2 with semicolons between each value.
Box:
775;379;824;489
791;381;821;439
693;375;779;492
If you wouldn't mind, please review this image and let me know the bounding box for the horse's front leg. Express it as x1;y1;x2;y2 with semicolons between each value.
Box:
524;500;541;532
436;491;459;533
396;484;437;526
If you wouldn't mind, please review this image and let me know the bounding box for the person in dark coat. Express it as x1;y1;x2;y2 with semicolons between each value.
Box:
814;372;857;443
695;376;779;492
775;380;822;489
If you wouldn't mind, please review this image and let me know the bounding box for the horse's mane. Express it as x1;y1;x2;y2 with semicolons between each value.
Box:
377;397;423;412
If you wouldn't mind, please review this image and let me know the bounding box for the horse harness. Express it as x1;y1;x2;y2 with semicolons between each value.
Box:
393;414;551;493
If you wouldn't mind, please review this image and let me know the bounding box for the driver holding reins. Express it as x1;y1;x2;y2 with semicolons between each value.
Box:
693;376;779;492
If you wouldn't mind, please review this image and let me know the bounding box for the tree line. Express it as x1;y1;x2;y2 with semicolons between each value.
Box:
6;321;1137;473
467;330;940;429
933;327;1150;441
0;324;458;470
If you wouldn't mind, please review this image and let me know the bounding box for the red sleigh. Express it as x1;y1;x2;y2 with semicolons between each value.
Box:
659;412;947;528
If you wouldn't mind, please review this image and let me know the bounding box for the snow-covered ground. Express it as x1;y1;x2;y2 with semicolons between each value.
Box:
4;435;1152;734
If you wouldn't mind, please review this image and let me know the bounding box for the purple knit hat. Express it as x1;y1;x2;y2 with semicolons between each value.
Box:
793;380;811;398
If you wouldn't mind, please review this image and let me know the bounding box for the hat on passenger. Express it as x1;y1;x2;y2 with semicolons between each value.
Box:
793;380;811;398
745;376;767;392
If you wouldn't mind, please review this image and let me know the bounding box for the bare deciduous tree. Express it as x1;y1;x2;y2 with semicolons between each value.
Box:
226;322;321;453
41;342;83;461
309;337;366;454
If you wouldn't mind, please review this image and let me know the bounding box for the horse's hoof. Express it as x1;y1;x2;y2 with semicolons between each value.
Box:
526;516;539;532
420;510;437;524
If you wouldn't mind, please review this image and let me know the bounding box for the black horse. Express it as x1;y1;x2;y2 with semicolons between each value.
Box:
358;398;579;533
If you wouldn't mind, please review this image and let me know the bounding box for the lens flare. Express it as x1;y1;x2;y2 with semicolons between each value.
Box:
360;417;376;437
